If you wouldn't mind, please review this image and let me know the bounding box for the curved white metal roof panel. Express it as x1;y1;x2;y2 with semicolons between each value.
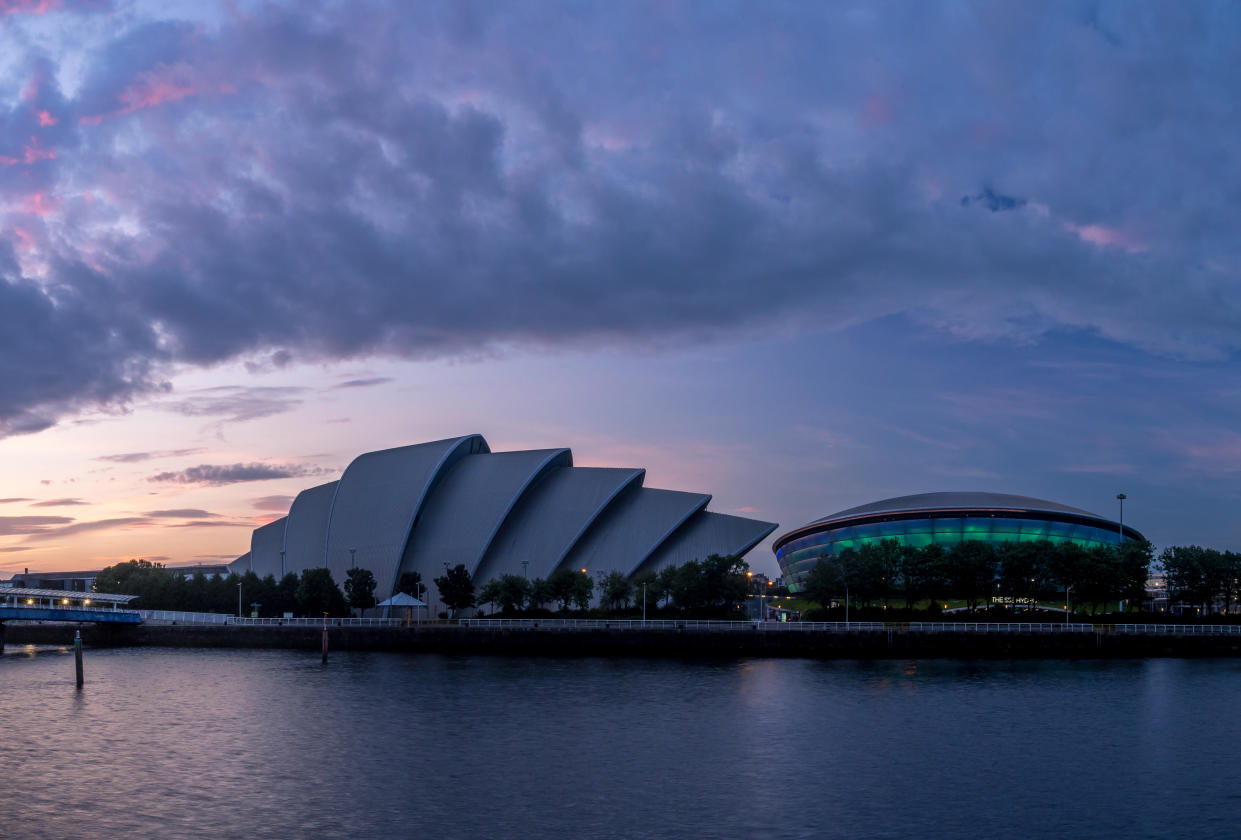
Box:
398;449;571;586
810;492;1099;526
325;435;488;599
478;466;645;581
634;511;778;578
561;486;710;578
229;553;251;575
283;481;338;574
250;517;288;579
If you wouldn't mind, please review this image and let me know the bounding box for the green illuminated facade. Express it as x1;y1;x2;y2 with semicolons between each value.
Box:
773;492;1143;592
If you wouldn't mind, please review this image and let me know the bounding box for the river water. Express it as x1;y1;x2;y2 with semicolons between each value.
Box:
2;645;1240;839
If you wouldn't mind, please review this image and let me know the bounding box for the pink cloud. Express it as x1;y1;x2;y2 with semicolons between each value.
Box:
22;136;56;164
37;110;57;127
1065;222;1146;253
1;0;60;19
80;65;222;125
21;192;61;217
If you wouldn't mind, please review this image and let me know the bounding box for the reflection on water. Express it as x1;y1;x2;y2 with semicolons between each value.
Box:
3;647;1240;840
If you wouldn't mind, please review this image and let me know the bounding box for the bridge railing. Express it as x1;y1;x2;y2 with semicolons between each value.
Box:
458;619;1241;635
138;610;403;626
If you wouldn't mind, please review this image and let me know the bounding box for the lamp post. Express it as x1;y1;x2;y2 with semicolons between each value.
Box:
521;560;529;579
641;580;648;622
280;549;286;577
1116;493;1126;542
237;581;242;618
349;548;357;568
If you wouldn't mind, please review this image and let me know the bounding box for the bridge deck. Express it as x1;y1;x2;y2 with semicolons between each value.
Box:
0;587;141;624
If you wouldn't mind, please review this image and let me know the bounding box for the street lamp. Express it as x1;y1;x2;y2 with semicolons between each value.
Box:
280;549;286;577
1116;493;1126;542
349;547;357;568
521;560;529;580
237;581;243;618
641;580;648;622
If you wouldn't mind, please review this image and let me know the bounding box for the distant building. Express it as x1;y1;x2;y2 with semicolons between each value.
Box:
774;492;1143;592
7;569;100;592
168;564;231;580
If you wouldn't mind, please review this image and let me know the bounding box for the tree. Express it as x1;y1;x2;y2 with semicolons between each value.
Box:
344;567;377;616
477;579;503;614
269;573;300;617
495;574;532;613
601;571;632;610
656;565;679;607
948;541;997;611
571;571;595;610
700;554;749;609
397;571;424;598
528;577;552;610
548;568;579;610
434;563;476;616
295;568;349;617
803;557;846;612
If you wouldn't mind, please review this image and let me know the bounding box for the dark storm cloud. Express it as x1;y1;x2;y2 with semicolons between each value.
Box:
1;1;1240;436
149;463;328;486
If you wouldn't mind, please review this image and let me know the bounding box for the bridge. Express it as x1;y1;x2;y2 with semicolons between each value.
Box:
0;588;142;650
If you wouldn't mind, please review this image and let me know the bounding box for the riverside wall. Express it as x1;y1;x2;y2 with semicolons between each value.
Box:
5;621;1241;658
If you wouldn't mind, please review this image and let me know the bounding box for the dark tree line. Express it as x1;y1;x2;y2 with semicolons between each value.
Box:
1160;546;1241;613
94;559;364;617
473;554;752;616
801;539;1154;616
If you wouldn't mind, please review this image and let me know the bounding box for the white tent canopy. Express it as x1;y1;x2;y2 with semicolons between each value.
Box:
376;592;426;608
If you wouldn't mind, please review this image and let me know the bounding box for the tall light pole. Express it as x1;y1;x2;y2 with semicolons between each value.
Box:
1116;493;1126;542
521;560;529;579
349;548;357;568
641;580;648;622
237;581;242;618
279;550;286;578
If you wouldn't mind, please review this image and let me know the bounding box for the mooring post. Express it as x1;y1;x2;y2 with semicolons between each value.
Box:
74;629;84;688
321;612;329;664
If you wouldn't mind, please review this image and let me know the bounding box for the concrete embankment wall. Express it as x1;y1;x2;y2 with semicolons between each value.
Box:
6;622;1241;658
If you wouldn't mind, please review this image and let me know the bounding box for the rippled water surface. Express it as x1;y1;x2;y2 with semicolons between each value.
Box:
3;645;1241;839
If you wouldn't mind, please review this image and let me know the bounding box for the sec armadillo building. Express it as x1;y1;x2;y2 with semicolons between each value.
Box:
773;492;1144;592
230;434;776;602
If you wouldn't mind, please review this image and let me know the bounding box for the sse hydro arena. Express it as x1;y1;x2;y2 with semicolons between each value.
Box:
773;492;1144;592
231;434;776;604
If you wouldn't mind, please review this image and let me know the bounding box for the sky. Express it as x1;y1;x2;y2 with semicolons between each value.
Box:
1;0;1239;578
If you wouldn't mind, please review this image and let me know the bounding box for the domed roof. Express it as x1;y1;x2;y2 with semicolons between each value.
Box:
809;492;1099;527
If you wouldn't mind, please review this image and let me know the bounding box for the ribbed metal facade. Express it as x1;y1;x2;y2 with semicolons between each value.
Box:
232;434;777;604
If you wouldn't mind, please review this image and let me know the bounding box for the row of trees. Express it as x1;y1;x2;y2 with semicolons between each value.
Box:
93;560;383;618
434;554;753;616
801;539;1154;615
1159;545;1241;613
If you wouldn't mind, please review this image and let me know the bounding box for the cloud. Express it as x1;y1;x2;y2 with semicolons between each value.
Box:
333;377;394;389
30;497;89;506
250;495;294;512
0;497;33;503
21;516;150;541
145;508;219;518
165;520;250;528
0;515;73;535
95;448;206;463
149;462;328;486
0;1;1240;440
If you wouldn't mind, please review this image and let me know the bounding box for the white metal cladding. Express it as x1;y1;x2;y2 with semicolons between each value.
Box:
633;511;779;578
324;435;489;600
283;480;338;574
560;486;711;578
250;517;288;579
398;449;572;586
229;553;251;575
476;466;646;582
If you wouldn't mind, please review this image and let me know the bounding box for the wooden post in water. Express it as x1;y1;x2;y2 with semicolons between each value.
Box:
74;629;84;688
321;612;329;664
